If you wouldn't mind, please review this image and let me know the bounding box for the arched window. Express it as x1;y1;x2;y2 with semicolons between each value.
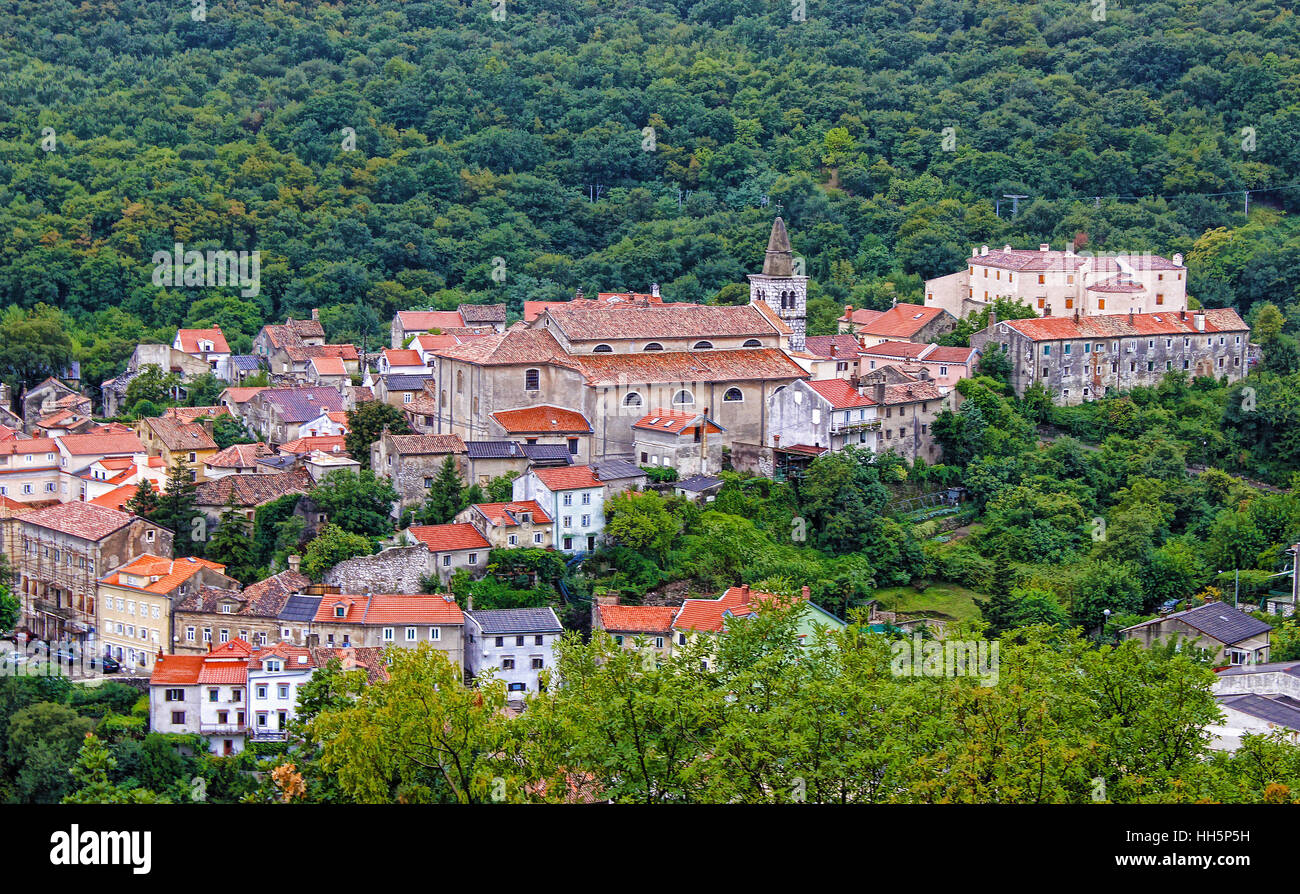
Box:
693;340;713;350
524;368;540;391
456;370;464;394
672;390;694;406
643;343;664;352
593;344;613;353
743;339;762;348
723;388;743;402
623;392;642;408
772;385;786;396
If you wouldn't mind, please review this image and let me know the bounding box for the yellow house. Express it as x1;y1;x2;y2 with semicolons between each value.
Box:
138;416;219;481
98;554;238;672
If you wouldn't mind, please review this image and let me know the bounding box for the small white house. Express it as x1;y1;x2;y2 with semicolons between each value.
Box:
247;643;318;742
463;607;564;698
512;466;606;554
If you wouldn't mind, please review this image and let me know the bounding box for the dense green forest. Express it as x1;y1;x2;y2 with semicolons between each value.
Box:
3;0;1300;397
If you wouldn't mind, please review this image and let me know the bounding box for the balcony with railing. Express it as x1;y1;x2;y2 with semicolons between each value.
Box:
829;417;880;434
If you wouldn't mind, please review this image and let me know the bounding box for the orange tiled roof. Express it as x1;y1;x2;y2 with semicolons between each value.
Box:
59;432;145;456
102;554;226;594
599;604;677;634
470;500;552;526
220;387;266;404
278;435;347;455
1002;308;1247;341
310;356;347;376
0;437;57;457
175;328;230;354
491;405;591;434
313;593;465;625
397;310;467;331
540;303;782;340
427;329;579;368
806;379;875;409
532;465;602;491
840;303;947;338
575;348;806;386
407;523;491;552
673;585;801;633
149;653;207;685
383;349;425;367
631;409;723;436
205;442;273;468
21;502;137;540
89;483;138;511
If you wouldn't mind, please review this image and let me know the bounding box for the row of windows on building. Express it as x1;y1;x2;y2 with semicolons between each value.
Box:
1037;357;1239;378
969;267;1182;284
1038;335;1243;356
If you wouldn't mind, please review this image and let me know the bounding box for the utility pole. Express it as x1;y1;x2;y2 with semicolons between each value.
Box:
1003;194;1029;216
1244;190;1251;216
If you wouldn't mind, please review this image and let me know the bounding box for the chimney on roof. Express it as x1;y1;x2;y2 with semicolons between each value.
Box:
1173;252;1184;267
988;310;997;327
858;335;867;351
466;594;473;611
1044;305;1052;317
650;282;660;298
891;296;897;309
1039;243;1050;252
844;304;852;319
740;584;750;599
772;434;780;447
829;343;837;357
1003;245;1012;253
574;287;583;300
287;554;300;574
874;380;886;405
1193;309;1205;331
1073;309;1080;323
311;308;320;322
980;245;989;256
1129;310;1135;324
200;417;214;437
1180;309;1186;320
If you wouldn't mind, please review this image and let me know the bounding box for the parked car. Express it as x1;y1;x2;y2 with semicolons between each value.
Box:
98;655;121;673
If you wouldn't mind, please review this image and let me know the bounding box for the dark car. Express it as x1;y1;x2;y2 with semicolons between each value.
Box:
98;655;121;673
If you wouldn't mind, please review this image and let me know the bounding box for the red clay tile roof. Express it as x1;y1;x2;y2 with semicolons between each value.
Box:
193;469;311;508
197;660;248;685
532;465;602;491
248;642;316;671
491;405;591;434
407;523;491;552
175;328;230;354
540;303;782;341
923;346;978;364
470;500;552;526
860;340;931;359
89;483;138;511
205;442;273;468
840;303;947;338
0;437;58;457
309;646;390;682
383;349;425;367
310;356;348;376
386;433;467;455
807;378;875;409
313;593;465;625
523;293;669;323
575;348;806;386
673;585;802;632
883;381;944;404
20;502;138;540
1003;308;1247;341
397;310;467;331
144;416;217;452
631;409;723;436
598;604;677;634
102;554;227;593
59;432;146;456
149;653;207;685
803;334;863;360
278;435;347;455
220;387;266;404
428;329;578;367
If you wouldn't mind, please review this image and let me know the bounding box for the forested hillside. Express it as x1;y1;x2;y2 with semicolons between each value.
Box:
2;0;1300;395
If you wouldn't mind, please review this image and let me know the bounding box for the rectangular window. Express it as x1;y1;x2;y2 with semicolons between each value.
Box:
383;628;394;642
430;627;441;641
406;627;417;641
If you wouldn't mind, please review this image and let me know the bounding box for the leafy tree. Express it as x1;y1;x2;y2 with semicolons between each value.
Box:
416;456;465;525
6;702;94;803
205;498;259;584
152;459;202;557
212;413;256;450
125;364;181;408
604;491;679;562
301;524;374;581
345;402;411;468
0;304;75;394
308;470;398;538
124;479;160;518
63;733;169;804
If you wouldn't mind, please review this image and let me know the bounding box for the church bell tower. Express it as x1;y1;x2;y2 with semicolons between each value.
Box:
748;216;807;351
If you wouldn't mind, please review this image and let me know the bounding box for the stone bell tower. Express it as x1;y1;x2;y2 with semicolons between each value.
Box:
748;216;807;351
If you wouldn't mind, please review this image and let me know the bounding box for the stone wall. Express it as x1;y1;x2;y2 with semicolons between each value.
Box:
323;543;439;593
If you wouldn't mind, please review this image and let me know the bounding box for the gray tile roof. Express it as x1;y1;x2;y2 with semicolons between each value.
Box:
231;355;264;371
458;303;507;324
1218;693;1300;729
466;607;563;636
675;474;724;492
279;594;322;623
261;387;346;423
1124;600;1273;645
382;374;432;391
521;443;572;465
591;459;645;481
466;440;526;459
